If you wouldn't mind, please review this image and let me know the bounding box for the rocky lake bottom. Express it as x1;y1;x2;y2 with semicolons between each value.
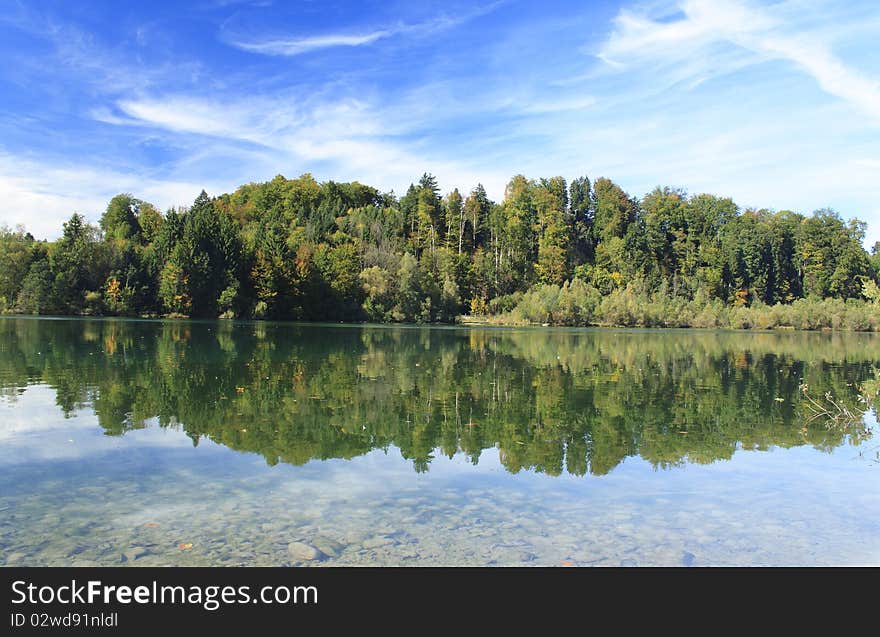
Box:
3;321;880;567
2;392;879;567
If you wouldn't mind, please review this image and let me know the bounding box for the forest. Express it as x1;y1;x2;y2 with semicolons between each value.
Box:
1;172;879;329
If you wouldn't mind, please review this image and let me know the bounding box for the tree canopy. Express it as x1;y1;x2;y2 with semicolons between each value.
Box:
1;171;877;328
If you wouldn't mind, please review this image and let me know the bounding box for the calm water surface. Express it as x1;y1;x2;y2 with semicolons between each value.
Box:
1;317;878;566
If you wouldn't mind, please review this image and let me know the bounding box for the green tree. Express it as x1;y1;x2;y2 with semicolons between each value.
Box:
16;256;53;314
569;175;593;266
158;252;191;316
445;188;465;253
360;265;396;321
437;276;461;322
464;184;491;251
100;194;142;242
502;175;538;289
534;179;569;286
0;225;37;311
592;178;637;244
415;173;443;256
394;252;424;321
48;213;108;314
797;209;870;299
314;242;364;320
640;186;687;285
162;191;243;317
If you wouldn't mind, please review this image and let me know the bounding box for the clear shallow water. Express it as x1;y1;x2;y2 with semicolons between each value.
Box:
1;317;878;566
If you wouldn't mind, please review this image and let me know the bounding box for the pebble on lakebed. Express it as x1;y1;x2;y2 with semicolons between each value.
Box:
122;546;148;562
287;542;325;561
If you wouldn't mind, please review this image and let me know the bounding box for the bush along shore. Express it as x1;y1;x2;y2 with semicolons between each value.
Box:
482;282;880;331
1;171;878;330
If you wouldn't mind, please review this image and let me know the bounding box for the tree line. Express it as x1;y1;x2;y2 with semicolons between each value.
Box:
1;172;878;327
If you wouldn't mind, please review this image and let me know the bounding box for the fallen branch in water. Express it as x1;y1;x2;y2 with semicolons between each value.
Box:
798;382;873;444
800;384;860;426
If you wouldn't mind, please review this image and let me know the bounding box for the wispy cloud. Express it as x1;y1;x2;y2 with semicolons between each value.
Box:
0;152;224;239
224;2;505;57
2;0;878;249
598;0;880;119
230;30;392;56
114;95;375;148
517;96;597;115
104;94;509;203
1;3;205;98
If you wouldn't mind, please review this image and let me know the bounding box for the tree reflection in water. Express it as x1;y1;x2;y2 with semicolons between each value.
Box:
0;317;876;475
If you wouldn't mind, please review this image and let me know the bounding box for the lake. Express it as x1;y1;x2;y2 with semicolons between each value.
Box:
1;316;878;566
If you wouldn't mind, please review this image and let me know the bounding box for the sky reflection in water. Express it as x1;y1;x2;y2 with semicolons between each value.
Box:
1;317;879;566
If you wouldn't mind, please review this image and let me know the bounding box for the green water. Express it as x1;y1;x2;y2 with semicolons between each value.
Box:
1;316;878;566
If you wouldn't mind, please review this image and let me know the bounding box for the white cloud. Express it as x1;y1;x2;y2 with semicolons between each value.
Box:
854;158;880;170
4;75;513;241
230;30;392;56
117;97;291;144
0;152;223;240
4;0;877;249
763;36;880;119
518;96;597;115
224;2;506;57
109;94;509;200
599;0;880;119
569;0;879;247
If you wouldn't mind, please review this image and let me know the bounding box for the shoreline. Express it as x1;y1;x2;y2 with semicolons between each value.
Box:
2;311;878;333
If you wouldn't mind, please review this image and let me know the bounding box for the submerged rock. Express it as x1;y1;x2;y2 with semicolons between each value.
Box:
70;559;100;567
122;546;148;562
362;536;394;549
312;537;343;557
287;542;324;561
5;552;26;564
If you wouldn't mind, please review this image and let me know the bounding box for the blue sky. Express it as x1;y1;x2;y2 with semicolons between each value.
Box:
1;0;878;247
